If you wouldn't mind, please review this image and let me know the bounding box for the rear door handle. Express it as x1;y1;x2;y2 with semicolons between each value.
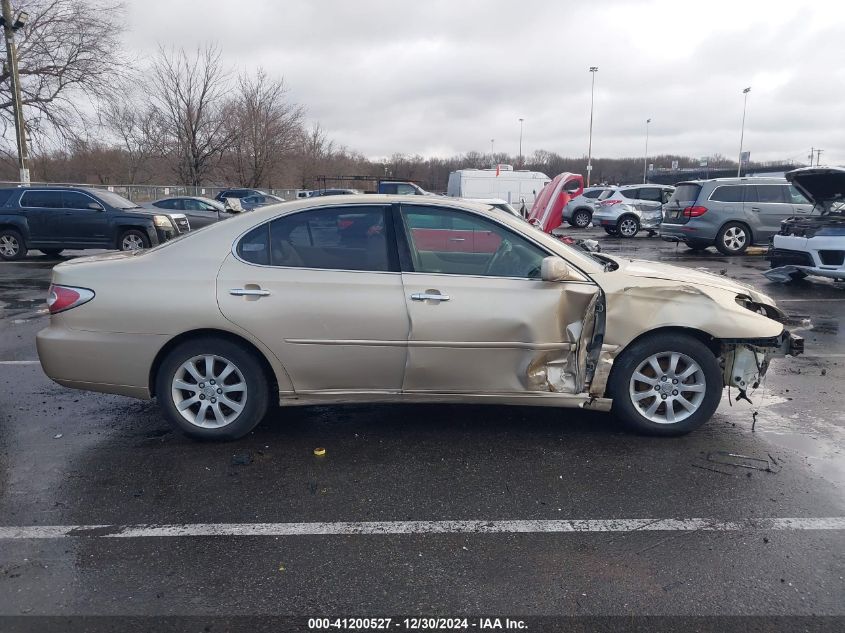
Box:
448;237;465;242
751;207;760;212
230;288;271;297
411;292;450;302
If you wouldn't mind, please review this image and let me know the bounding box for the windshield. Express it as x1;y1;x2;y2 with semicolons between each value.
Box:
96;190;142;209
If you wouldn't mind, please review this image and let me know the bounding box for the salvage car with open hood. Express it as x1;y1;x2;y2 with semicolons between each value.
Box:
766;166;845;282
36;195;802;440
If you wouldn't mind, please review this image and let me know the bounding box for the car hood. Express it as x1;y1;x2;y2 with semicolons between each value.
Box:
785;166;845;211
604;256;774;303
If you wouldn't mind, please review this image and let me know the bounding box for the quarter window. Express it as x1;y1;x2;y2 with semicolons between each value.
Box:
400;205;547;279
268;206;391;271
237;225;270;265
710;185;744;203
21;190;62;208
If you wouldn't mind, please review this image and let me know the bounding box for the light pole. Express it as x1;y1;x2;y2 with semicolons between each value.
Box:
518;118;524;167
643;118;651;184
0;0;29;184
737;86;751;177
490;138;495;165
586;66;598;186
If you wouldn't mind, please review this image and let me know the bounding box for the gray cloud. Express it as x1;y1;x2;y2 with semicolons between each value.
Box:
125;0;845;163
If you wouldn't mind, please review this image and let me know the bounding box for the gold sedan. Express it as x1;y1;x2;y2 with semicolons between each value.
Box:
36;196;801;440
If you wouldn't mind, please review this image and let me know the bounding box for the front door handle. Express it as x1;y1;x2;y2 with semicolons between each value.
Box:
751;207;760;212
411;292;450;302
230;288;271;297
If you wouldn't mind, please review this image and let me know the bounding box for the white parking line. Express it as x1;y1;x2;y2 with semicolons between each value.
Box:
0;360;39;365
0;517;843;540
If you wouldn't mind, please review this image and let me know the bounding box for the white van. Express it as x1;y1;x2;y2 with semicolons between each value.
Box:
447;166;551;208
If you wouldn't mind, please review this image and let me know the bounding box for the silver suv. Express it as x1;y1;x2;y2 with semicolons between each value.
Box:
562;187;610;228
659;177;813;254
591;185;675;238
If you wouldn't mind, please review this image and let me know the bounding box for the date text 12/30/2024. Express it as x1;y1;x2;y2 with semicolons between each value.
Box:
308;617;528;630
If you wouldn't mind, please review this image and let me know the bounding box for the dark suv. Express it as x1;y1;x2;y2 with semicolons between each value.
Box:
214;188;266;202
0;187;189;261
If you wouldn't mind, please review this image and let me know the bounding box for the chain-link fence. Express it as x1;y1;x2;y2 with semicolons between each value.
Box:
0;181;303;202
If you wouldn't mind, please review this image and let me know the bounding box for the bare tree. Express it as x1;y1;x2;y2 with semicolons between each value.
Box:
298;122;335;187
223;68;303;188
0;0;129;147
99;93;161;184
149;44;233;186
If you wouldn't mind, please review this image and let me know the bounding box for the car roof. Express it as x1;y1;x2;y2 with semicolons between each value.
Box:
678;177;788;186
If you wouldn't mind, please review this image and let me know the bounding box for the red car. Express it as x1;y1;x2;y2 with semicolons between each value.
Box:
528;173;584;233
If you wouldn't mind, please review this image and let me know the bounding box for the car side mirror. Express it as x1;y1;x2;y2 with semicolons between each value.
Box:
540;256;573;282
87;202;104;211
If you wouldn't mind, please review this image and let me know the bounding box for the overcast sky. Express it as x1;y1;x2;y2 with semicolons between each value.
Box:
125;0;844;164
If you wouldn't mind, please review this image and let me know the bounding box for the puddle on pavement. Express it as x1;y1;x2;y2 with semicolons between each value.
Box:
745;387;845;487
0;279;51;320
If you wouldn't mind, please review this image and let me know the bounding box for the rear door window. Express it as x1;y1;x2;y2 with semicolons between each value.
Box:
638;187;663;202
20;190;62;208
269;206;392;272
709;185;744;203
756;185;788;203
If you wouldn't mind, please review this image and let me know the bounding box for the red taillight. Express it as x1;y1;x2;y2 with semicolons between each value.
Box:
682;205;708;217
47;285;95;314
600;199;622;206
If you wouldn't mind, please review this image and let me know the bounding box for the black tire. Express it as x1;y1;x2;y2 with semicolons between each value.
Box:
715;222;750;255
570;208;592;228
608;333;723;436
0;228;27;261
156;337;270;440
616;215;640;238
603;227;617;235
118;229;150;251
40;248;64;257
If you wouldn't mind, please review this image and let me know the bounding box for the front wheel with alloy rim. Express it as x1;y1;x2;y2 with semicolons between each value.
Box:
119;229;150;251
716;222;750;255
608;333;723;436
156;337;270;440
570;209;592;228
616;215;640;238
0;229;26;261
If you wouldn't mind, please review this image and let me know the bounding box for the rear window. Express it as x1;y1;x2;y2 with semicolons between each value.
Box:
668;184;702;206
710;185;744;203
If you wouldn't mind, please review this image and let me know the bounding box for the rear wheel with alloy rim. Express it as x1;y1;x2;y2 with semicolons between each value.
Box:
617;215;640;238
119;229;150;251
571;209;592;228
0;229;26;261
608;333;722;436
716;222;750;255
156;337;270;440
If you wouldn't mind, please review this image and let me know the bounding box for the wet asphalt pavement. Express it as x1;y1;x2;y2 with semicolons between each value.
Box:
0;231;843;631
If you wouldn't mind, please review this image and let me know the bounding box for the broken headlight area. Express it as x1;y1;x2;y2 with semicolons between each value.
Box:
735;294;786;322
719;330;803;402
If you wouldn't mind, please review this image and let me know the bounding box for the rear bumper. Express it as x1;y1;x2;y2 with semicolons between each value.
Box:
659;222;715;244
36;321;168;399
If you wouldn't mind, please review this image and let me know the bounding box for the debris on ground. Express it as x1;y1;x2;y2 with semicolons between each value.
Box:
764;266;805;283
231;451;253;466
706;451;781;473
53;433;62;439
313;447;326;457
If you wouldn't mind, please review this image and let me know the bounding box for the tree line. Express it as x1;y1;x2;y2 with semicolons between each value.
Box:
0;0;762;193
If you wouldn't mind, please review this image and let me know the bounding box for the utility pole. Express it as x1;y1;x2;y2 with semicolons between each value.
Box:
518;118;524;168
586;66;598;187
814;148;823;166
643;118;651;184
1;0;29;184
737;86;751;178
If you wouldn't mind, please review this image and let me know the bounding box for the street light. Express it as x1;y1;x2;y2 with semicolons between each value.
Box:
518;118;524;168
643;118;651;184
490;138;495;165
737;86;751;177
586;66;598;187
0;0;29;184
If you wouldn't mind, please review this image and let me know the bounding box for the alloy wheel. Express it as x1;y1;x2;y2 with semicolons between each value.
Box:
171;354;248;428
722;226;747;252
574;210;591;228
628;351;707;424
0;235;20;257
619;217;638;237
121;234;145;251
